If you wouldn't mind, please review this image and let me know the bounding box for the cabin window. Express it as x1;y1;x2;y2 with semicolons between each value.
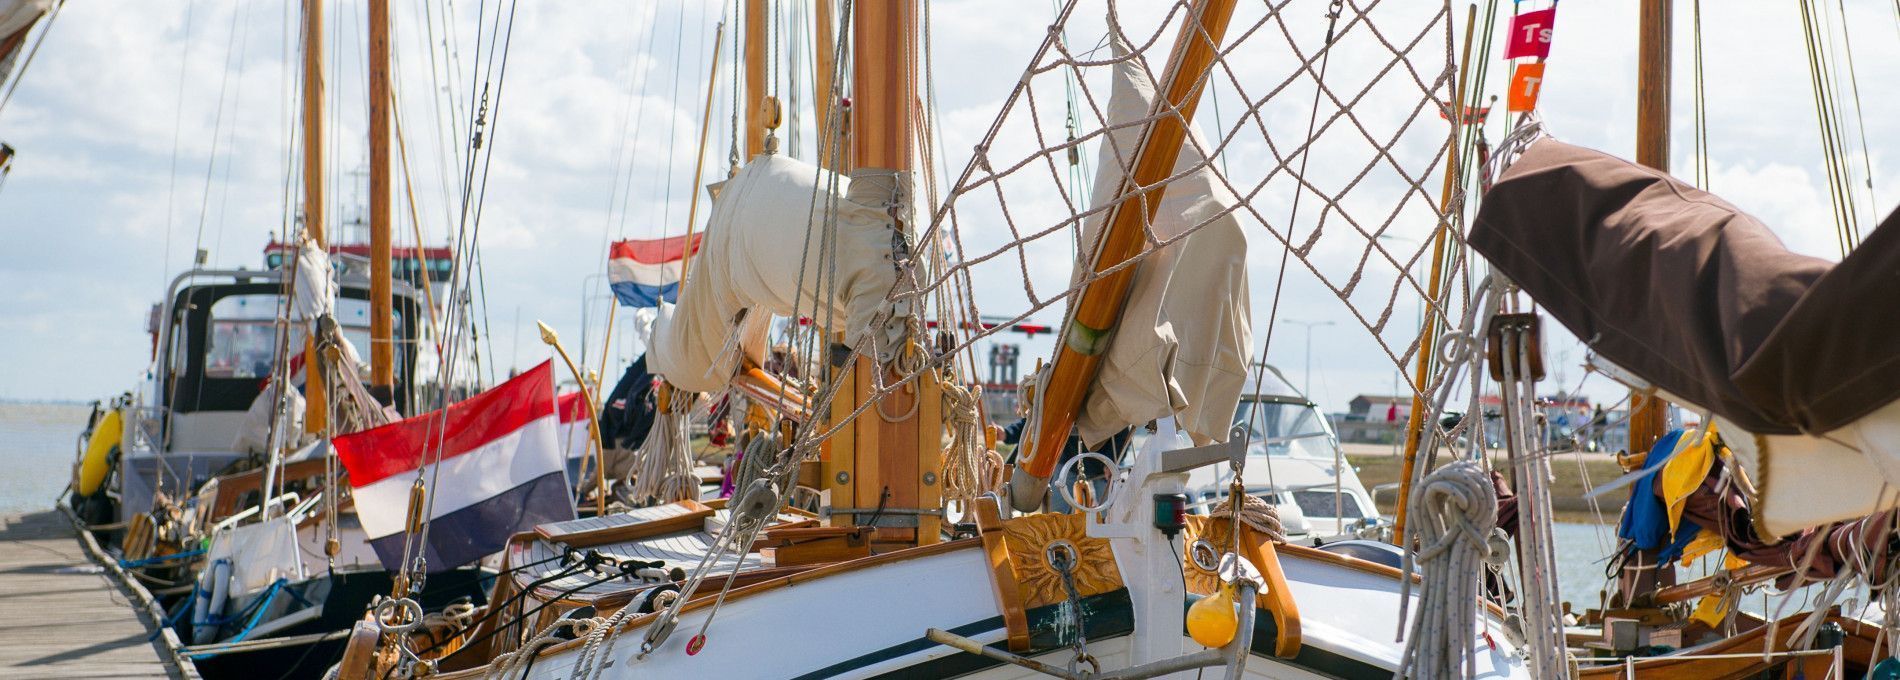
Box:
205;295;281;379
1289;489;1364;520
1232;400;1333;458
204;295;403;381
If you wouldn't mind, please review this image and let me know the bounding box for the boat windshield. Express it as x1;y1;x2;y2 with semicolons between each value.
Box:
205;294;395;380
1232;399;1334;459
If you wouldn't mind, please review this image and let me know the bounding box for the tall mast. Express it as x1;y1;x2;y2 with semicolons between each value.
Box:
1629;0;1672;455
823;0;938;546
1006;0;1239;511
303;0;328;434
367;0;394;404
811;0;838;169
744;0;772;158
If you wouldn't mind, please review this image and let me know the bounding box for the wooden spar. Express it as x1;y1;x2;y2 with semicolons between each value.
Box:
368;0;394;402
1009;0;1239;503
1628;0;1672;455
819;0;943;546
812;0;838;170
1393;4;1477;540
303;0;328;434
744;0;770;158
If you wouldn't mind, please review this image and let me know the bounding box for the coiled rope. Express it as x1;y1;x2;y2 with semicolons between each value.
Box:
1209;492;1286;544
1396;460;1496;680
626;388;698;506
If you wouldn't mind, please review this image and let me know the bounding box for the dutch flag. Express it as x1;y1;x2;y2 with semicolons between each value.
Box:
334;361;576;571
608;234;700;307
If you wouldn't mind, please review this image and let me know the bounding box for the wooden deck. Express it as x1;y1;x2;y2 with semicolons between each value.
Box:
0;510;186;679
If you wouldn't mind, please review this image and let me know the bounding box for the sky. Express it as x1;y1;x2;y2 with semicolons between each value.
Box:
0;0;1895;416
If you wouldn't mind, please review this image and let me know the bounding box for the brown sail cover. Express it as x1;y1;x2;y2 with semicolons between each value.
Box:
1471;138;1900;436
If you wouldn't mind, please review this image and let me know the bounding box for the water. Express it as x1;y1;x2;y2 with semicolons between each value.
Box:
0;401;92;514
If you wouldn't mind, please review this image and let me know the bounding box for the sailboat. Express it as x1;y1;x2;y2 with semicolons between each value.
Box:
323;1;1538;678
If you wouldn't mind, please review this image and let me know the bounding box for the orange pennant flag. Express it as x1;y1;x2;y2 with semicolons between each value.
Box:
1507;63;1547;112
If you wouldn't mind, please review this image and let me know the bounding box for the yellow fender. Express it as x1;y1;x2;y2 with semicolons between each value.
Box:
77;409;120;496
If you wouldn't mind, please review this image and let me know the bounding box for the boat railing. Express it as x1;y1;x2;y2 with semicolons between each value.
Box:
1572;645;1843;678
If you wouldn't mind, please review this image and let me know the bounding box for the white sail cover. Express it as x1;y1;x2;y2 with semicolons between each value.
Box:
1073;36;1252;446
291;236;335;322
649;155;900;393
0;0;48;80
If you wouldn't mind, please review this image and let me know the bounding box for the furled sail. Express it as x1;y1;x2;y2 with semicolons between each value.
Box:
1072;35;1251;446
648;154;901;393
0;0;49;83
1472;137;1900;534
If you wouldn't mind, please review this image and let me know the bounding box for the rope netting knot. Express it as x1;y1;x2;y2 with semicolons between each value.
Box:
794;0;1467;450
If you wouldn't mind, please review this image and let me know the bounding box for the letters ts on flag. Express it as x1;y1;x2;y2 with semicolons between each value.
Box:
334;361;574;571
608;234;701;307
1505;8;1557;60
1507;62;1547;112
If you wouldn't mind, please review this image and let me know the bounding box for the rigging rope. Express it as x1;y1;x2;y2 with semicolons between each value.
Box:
1395;459;1496;680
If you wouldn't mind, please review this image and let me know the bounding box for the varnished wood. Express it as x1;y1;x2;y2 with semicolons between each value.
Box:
303;0;328;433
745;0;769;159
0;511;180;678
849;0;913;172
1018;0;1238;482
336;617;381;680
1628;0;1672;456
974;498;1030;651
1395;3;1477;539
533;500;714;547
367;0;394;393
812;0;838;169
1649;564;1787;605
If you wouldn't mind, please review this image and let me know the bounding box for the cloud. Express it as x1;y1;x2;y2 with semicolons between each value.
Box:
0;0;1894;420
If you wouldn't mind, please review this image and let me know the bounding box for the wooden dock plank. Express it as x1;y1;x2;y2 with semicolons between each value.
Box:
0;510;182;679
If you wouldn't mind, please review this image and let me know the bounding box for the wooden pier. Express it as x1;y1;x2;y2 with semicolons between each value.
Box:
0;510;187;679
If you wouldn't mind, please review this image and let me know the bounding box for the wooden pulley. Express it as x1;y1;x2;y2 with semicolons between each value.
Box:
655;381;675;411
1485;312;1545;381
758;95;783;130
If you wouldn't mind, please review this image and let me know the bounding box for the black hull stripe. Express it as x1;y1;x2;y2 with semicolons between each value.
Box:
780;589;1388;680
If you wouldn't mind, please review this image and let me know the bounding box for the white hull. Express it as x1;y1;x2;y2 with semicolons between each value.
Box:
461;541;1528;679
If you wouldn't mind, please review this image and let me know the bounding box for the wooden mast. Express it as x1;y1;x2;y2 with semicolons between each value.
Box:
822;0;940;546
1610;0;1675;609
367;0;394;404
303;0;328;434
744;0;772;158
1007;0;1239;510
811;0;838;169
1392;4;1478;540
1629;0;1672;456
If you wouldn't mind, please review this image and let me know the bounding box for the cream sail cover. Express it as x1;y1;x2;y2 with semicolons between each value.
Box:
1073;36;1252;446
649;155;900;393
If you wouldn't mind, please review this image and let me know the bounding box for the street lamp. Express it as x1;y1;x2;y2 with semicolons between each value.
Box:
1279;318;1334;398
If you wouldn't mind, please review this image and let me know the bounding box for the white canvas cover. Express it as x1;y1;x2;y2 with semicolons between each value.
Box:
1073;36;1252;446
1726;398;1900;536
0;0;47;79
650;154;900;393
202;515;307;598
292;237;335;322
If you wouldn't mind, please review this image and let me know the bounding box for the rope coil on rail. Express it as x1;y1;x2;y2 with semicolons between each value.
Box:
1396;460;1496;680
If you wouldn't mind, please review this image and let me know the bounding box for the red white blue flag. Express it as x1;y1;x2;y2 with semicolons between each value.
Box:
334;361;574;570
608;234;700;307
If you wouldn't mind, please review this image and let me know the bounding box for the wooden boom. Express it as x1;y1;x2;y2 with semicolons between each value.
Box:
1010;0;1238;509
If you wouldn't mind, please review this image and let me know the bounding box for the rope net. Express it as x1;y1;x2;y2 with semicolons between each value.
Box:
791;0;1466;444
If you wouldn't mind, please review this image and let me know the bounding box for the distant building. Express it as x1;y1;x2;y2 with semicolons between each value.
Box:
1346;395;1412;424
